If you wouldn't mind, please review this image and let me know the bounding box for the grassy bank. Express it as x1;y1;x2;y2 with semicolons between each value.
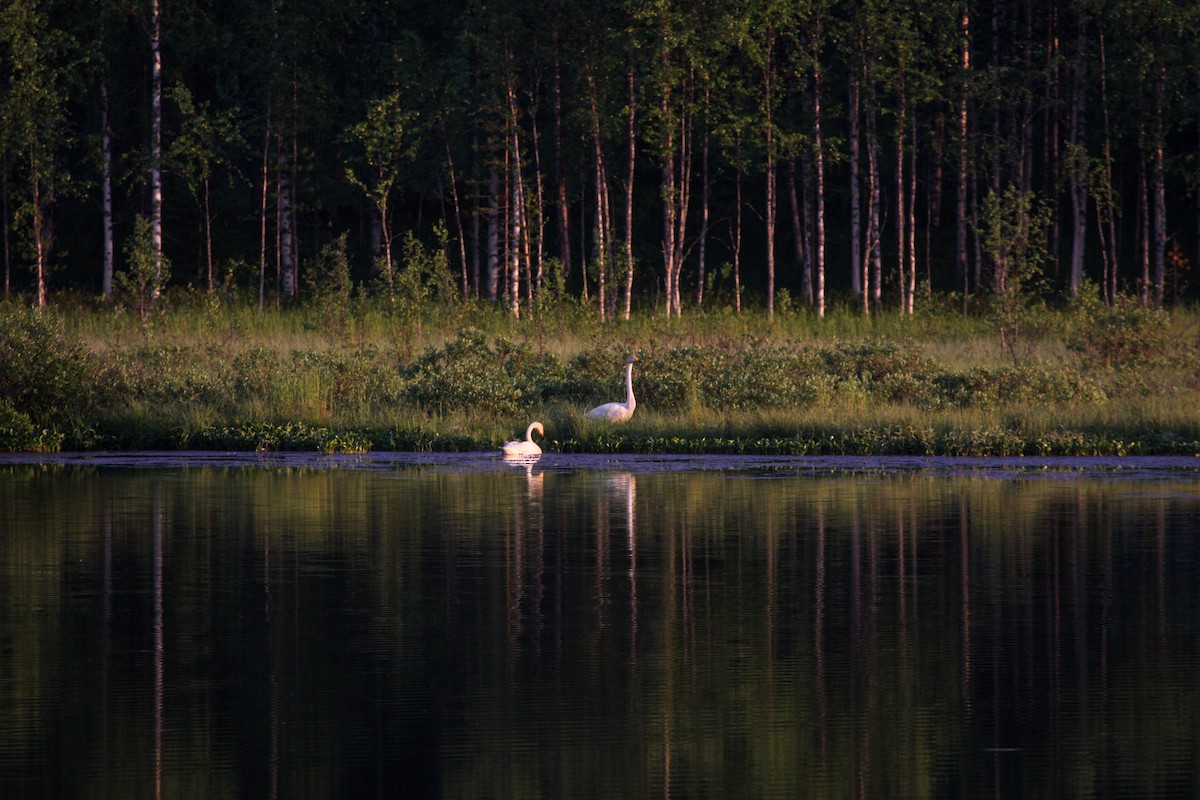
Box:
2;292;1198;456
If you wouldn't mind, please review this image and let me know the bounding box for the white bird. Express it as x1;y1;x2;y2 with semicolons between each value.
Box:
501;421;545;456
586;355;639;422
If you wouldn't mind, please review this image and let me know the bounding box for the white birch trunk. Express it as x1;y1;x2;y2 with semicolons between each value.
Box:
848;73;862;299
151;0;163;297
102;80;114;300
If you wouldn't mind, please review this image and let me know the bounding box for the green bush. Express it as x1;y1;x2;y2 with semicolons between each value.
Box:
0;307;98;428
1066;289;1172;371
405;328;524;415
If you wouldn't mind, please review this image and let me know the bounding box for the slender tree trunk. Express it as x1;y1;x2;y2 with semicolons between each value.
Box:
866;98;881;315
31;163;46;309
764;23;776;319
814;34;826;319
660;75;677;318
509;145;523;320
802;151;815;303
624;64;636;320
150;0;163;297
733;169;742;313
697;101;711;310
896;78;908;313
204;179;213;292
957;2;970;307
1067;16;1087;296
787;160;808;307
259;119;270;312
2;152;9;299
848;72;862;299
277;140;297;300
907;117;917;314
507;86;534;311
528;92;546;293
587;75;609;322
504;91;530;318
1138;142;1149;305
672;103;692;317
1098;30;1118;302
1152;62;1166;307
471;134;481;297
487;162;500;299
553;44;572;289
444;133;470;300
101;79;114;300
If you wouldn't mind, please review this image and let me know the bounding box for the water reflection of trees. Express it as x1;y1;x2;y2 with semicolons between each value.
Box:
1;466;1199;797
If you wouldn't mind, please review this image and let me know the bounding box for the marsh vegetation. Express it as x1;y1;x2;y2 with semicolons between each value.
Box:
2;291;1197;455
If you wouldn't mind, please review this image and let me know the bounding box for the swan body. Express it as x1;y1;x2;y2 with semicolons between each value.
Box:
586;355;638;422
501;421;544;456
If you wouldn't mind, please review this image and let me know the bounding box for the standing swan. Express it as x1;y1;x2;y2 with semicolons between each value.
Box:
586;355;639;422
501;421;544;456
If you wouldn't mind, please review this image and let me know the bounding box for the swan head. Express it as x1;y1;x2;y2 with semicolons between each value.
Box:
626;355;638;365
528;421;545;439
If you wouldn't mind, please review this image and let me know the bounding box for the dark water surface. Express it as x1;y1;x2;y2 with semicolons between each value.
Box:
2;453;1199;798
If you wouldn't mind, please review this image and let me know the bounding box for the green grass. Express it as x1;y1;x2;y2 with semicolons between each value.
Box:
2;293;1198;455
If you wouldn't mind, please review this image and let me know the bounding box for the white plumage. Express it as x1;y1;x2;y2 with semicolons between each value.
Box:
501;421;545;456
585;355;638;422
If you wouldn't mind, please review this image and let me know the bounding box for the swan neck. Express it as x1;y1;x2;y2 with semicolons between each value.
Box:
624;362;635;409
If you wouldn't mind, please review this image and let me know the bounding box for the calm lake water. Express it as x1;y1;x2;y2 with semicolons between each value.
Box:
2;452;1199;798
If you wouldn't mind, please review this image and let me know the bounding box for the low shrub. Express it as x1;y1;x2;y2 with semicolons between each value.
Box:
0;307;98;428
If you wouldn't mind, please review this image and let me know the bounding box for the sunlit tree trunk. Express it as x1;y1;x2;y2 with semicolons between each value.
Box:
31;155;46;309
587;74;609;322
866;99;881;315
697;97;710;310
1067;16;1087;297
814;39;826;319
848;72;862;300
277;139;297;301
150;0;163;298
957;2;970;307
528;96;546;295
443;131;470;300
552;44;572;292
1152;62;1166;307
764;20;776;319
624;64;636;320
733;169;743;313
896;78;908;314
101;79;114;301
258;119;269;312
907;117;917;315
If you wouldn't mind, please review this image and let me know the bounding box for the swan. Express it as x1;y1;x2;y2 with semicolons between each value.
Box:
501;421;544;456
585;355;639;422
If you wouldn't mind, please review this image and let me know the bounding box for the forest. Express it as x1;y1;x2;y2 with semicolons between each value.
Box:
1;0;1198;316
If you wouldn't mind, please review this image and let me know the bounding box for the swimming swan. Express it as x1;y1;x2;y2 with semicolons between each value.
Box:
501;421;544;456
585;355;638;422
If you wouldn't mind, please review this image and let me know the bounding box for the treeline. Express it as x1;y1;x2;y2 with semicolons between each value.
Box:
1;0;1198;317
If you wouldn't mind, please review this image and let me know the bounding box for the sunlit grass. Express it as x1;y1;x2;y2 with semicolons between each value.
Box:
6;295;1199;454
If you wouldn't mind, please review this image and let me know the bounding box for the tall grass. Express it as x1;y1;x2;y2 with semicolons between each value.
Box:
3;295;1198;454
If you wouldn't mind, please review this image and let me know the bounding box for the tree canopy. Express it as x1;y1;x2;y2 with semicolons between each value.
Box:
1;0;1197;314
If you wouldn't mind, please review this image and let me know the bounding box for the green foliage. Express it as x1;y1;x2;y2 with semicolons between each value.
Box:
115;216;170;328
1066;287;1174;373
977;186;1053;360
309;234;355;343
0;307;96;429
0;397;62;452
191;422;372;454
405;328;524;415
